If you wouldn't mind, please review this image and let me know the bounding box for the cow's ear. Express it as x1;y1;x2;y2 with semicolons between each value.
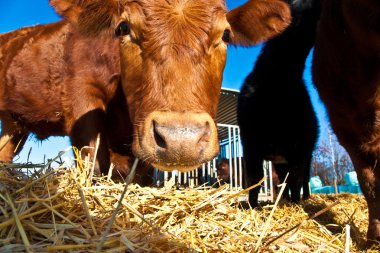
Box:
50;0;118;36
227;0;291;46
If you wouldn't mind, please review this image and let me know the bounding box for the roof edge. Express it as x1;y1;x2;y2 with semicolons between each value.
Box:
221;87;240;94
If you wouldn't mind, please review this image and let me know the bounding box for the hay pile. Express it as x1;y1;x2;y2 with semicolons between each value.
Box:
0;152;378;252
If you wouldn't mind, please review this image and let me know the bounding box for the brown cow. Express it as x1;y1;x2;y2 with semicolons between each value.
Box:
0;0;291;177
312;0;380;247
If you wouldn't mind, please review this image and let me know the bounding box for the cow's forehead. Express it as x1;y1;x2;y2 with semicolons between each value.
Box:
139;0;226;10
120;0;227;29
120;0;226;9
120;0;228;59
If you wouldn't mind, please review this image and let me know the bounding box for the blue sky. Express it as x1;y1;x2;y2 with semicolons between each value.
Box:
0;0;330;163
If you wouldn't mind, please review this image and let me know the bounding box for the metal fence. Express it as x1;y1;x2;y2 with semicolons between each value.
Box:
153;124;274;202
260;161;274;202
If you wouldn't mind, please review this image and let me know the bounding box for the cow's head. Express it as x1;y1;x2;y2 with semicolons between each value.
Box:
50;0;291;172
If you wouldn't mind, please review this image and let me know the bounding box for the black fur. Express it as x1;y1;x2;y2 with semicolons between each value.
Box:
237;0;320;206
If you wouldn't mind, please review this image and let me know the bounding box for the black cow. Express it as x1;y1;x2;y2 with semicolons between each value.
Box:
237;0;320;207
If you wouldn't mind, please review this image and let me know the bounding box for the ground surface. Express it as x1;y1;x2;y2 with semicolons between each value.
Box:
0;159;378;252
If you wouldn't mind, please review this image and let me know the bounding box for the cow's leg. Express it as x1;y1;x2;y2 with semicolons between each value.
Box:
109;151;134;178
287;159;312;202
351;153;380;247
69;108;110;176
283;157;303;203
108;151;154;185
271;164;281;202
274;163;291;201
302;157;312;200
0;112;29;162
105;88;145;181
288;174;302;203
335;126;380;246
244;152;264;207
64;80;112;176
133;162;155;186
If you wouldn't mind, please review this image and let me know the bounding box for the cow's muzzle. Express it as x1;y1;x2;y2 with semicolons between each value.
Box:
135;111;219;172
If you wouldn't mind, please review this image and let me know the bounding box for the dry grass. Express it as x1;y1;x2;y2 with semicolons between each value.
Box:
0;150;379;252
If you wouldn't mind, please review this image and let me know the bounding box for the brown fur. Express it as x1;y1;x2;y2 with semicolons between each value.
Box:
0;0;291;177
313;0;380;246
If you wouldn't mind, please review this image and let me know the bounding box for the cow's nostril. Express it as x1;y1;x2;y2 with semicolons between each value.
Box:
153;121;167;149
197;121;211;150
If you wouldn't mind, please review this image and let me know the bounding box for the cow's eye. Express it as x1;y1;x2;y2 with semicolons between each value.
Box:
222;29;231;43
115;21;130;37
